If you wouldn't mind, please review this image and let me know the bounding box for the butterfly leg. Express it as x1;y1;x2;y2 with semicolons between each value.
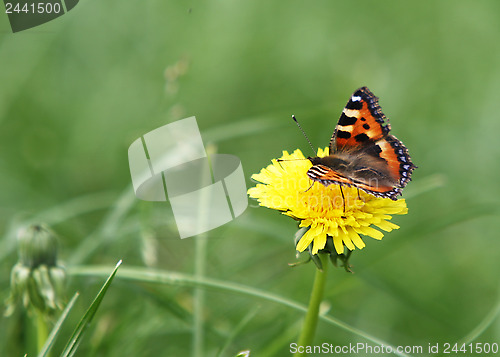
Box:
339;186;346;215
305;180;315;192
357;188;361;200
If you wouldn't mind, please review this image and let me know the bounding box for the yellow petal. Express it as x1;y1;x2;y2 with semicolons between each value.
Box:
374;220;400;232
325;220;339;236
296;224;319;252
339;229;355;251
296;235;313;252
333;236;344;254
312;232;327;255
347;227;365;249
355;226;384;240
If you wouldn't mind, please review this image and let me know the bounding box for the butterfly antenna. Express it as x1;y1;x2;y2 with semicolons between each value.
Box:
292;115;316;156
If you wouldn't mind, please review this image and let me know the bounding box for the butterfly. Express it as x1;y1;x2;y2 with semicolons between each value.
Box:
307;87;416;200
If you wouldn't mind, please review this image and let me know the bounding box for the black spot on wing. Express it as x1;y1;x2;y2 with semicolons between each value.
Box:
345;99;363;110
362;123;370;130
338;113;357;126
363;143;383;158
354;133;369;143
336;130;351;139
356;87;391;135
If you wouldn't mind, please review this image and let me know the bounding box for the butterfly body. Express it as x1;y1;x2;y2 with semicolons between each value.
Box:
308;152;398;190
306;87;416;200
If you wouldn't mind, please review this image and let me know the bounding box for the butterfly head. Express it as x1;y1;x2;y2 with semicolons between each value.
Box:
307;156;320;165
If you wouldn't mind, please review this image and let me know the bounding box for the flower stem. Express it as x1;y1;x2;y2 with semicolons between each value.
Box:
36;310;49;356
294;253;329;356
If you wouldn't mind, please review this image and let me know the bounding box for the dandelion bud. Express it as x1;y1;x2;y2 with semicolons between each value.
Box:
6;224;66;316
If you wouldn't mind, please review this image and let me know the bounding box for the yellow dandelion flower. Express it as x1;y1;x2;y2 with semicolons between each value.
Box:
248;148;408;256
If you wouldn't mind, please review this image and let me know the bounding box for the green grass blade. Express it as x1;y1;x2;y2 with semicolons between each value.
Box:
458;295;500;344
37;292;80;357
401;173;446;199
61;260;122;357
216;306;260;357
69;188;136;265
203;115;281;143
69;265;412;357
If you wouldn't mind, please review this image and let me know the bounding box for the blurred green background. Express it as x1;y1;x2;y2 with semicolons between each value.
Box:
1;1;500;356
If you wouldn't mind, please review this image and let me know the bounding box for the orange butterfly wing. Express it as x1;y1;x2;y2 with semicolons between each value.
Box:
331;87;389;150
308;87;415;200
